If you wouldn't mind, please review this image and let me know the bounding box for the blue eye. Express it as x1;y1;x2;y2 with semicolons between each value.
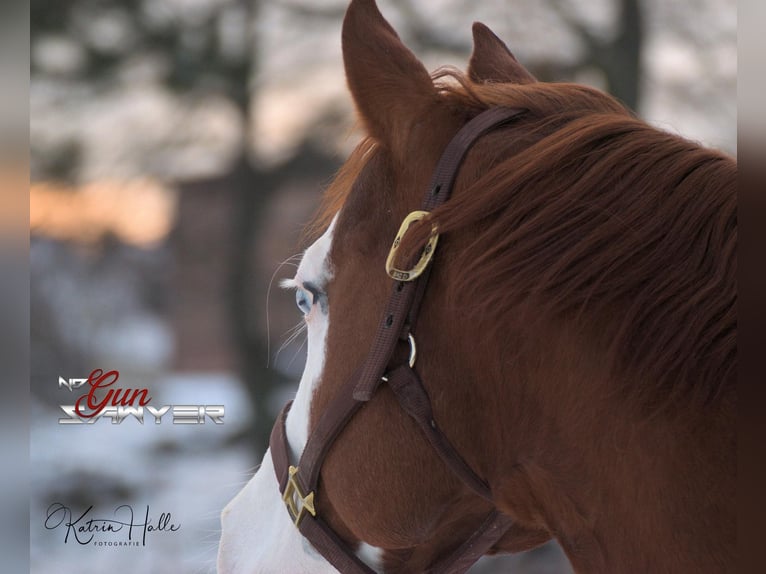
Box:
295;288;314;315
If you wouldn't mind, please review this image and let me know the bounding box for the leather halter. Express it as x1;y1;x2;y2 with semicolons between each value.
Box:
270;107;525;573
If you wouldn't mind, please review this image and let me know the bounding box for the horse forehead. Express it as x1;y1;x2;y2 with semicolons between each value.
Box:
298;218;337;281
285;214;338;459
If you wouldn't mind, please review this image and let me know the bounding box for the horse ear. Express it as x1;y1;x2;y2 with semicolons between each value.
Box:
342;0;435;147
468;22;536;84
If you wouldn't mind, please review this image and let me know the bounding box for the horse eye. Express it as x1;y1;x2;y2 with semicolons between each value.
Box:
295;288;314;315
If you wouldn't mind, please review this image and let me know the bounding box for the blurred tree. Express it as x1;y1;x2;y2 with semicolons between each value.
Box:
32;0;251;108
281;0;644;110
31;0;295;453
548;0;643;110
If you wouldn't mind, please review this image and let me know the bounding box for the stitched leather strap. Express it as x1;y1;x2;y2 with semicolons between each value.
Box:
300;516;378;574
353;107;526;402
386;365;491;500
269;107;525;573
270;400;293;492
270;397;509;574
299;366;366;491
425;510;514;574
270;401;376;574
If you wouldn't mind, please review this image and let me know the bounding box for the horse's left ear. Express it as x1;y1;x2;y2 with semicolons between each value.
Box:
468;22;536;84
342;0;436;149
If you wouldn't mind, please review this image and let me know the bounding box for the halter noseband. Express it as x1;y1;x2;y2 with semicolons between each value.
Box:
270;107;525;573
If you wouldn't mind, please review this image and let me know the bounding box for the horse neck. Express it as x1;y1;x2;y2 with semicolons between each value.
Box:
559;394;736;574
472;325;737;574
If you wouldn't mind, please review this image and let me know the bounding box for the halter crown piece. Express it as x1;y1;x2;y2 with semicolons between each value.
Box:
270;107;525;574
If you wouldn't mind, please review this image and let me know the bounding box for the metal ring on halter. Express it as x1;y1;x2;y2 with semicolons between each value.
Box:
381;334;417;382
406;333;417;368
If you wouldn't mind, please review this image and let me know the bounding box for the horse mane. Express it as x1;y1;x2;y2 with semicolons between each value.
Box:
430;70;736;413
305;137;377;242
316;69;737;414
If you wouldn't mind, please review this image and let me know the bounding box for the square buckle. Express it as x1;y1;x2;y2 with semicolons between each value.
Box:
282;466;316;527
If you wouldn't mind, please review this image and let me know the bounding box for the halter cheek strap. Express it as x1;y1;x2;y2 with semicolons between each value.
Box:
270;106;525;574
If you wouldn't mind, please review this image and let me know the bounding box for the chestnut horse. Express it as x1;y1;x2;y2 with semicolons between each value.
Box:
218;1;736;572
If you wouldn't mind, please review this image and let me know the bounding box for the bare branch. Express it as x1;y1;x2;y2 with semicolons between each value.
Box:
389;0;470;54
278;0;346;20
546;0;602;57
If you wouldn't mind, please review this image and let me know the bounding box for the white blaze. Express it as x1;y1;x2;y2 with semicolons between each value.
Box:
218;217;381;573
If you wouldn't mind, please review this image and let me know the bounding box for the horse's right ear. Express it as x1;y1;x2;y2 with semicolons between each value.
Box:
342;0;435;149
468;22;536;84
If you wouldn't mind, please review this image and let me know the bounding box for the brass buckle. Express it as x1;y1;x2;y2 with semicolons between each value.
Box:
385;211;440;282
282;466;316;527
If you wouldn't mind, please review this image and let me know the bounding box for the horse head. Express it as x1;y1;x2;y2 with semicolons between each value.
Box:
218;1;736;572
